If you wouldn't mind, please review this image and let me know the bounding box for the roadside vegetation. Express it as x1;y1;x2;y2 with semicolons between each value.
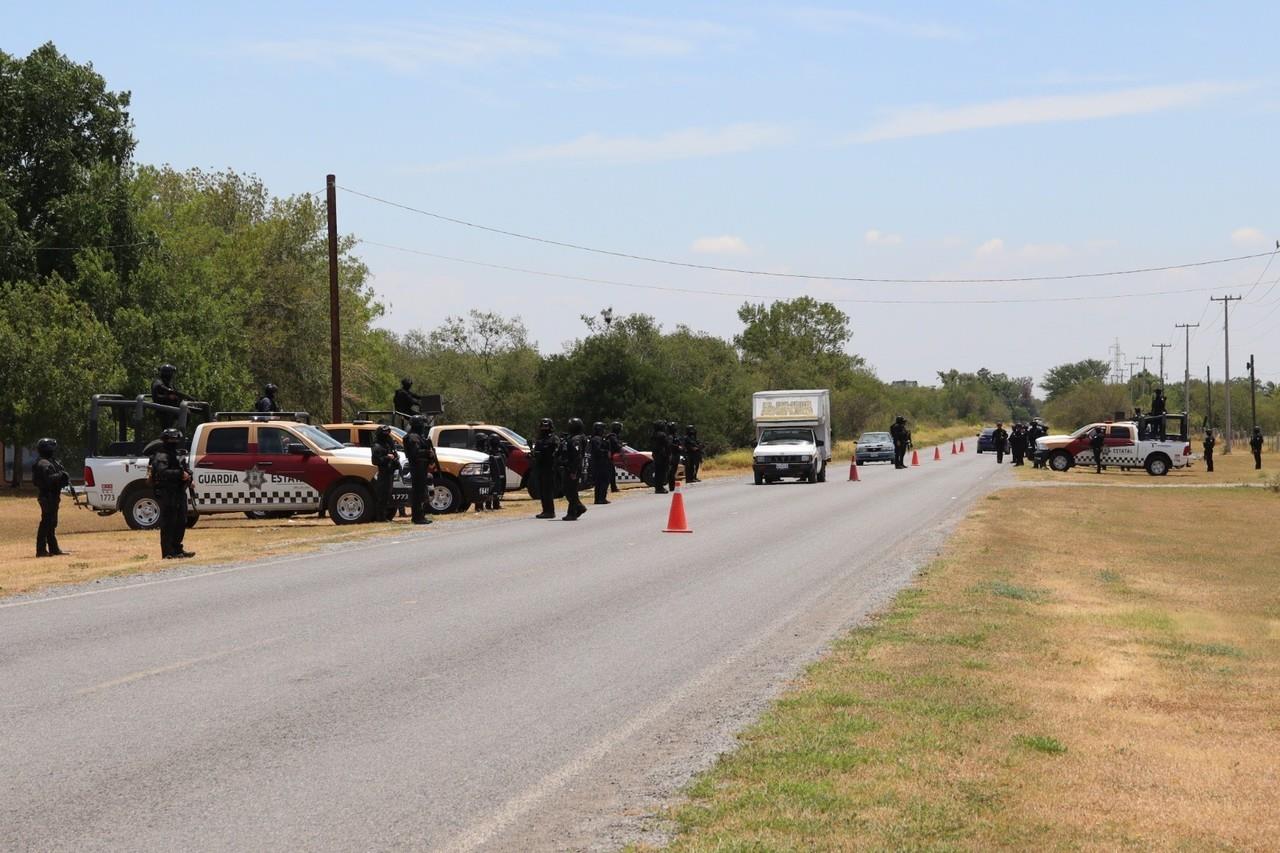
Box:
656;483;1280;850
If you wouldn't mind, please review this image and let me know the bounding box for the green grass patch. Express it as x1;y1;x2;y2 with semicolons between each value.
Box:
1014;734;1068;755
985;581;1047;602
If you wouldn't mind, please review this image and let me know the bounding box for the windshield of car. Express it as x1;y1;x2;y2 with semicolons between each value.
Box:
1070;424;1099;438
980;428;995;437
293;424;345;450
859;432;891;443
759;427;814;444
500;428;527;446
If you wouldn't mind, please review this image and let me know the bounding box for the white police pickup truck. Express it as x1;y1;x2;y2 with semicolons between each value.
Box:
1035;413;1192;476
82;414;413;529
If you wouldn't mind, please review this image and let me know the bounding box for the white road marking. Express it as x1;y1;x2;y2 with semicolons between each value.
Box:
75;635;285;696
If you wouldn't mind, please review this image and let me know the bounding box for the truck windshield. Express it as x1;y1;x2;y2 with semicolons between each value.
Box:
759;428;814;444
293;424;346;451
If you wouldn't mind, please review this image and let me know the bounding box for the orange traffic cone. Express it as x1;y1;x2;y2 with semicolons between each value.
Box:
933;446;942;461
959;440;966;453
911;449;920;466
848;457;860;481
951;441;957;455
663;482;692;533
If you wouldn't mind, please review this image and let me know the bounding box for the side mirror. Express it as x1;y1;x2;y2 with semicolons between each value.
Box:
816;439;825;447
287;442;313;456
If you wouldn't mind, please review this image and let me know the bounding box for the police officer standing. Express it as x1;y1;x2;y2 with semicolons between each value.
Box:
255;383;280;413
1203;427;1216;473
394;378;422;421
650;420;670;494
151;364;190;427
607;421;623;493
150;428;194;558
561;418;588;520
1150;388;1167;418
589;421;612;505
890;416;910;469
1089;424;1106;474
684;425;704;483
370;424;399;521
992;422;1009;464
1009;423;1027;466
488;434;507;509
33;437;70;557
1250;426;1264;470
1027;419;1048;468
532;418;560;518
403;415;435;525
667;420;682;491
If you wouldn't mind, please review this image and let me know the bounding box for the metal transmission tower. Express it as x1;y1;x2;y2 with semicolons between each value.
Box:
1175;323;1199;421
1152;342;1172;386
1108;338;1125;384
1210;295;1242;451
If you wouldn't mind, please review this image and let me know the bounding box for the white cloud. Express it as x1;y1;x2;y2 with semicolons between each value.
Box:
419;123;792;172
691;235;749;254
785;7;966;40
851;82;1248;143
1231;226;1269;248
864;229;904;246
1018;242;1070;260
975;238;1004;257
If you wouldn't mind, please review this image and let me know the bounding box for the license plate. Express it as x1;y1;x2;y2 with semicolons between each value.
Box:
477;486;490;495
774;463;789;469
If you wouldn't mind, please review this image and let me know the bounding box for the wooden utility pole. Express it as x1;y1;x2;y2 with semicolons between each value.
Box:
1210;295;1241;451
1247;354;1257;433
326;174;343;423
1175;323;1198;421
1152;342;1171;386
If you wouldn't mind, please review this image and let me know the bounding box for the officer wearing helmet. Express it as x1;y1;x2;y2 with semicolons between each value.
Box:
589;421;612;505
683;425;704;483
487;433;507;510
666;420;682;491
532;418;560;519
255;383;281;414
394;378;422;423
371;423;399;521
151;364;190;427
561;418;588;520
890;416;910;469
607;421;623;493
650;420;669;494
150;428;194;558
33;437;70;557
403;415;436;525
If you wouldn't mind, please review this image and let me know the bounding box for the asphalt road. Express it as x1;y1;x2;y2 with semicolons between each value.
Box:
1;451;1006;851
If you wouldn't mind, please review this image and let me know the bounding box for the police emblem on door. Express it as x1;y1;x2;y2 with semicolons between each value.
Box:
244;467;266;490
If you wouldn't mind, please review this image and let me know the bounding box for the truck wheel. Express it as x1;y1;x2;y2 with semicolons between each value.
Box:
1145;454;1171;476
754;472;763;485
816;462;826;483
122;488;162;530
428;477;463;514
1049;451;1072;472
328;482;374;525
640;462;656;487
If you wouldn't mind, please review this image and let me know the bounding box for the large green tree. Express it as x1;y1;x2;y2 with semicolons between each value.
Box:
734;297;864;389
1041;359;1111;401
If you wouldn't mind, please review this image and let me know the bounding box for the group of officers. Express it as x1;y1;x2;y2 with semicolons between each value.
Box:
988;419;1049;468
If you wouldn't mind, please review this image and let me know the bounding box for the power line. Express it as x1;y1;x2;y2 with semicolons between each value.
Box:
338;185;1278;286
357;238;1276;306
0;240;154;252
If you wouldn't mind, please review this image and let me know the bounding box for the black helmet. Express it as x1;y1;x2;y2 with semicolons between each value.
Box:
161;428;183;443
895;415;906;424
568;417;584;435
610;421;622;434
159;363;176;381
653;420;666;432
375;424;392;439
36;437;57;458
400;377;413;390
539;417;554;433
264;383;278;396
1254;426;1263;435
686;424;696;435
488;433;504;451
409;414;426;433
592;421;605;435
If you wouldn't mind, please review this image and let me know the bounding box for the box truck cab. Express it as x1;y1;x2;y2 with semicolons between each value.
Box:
751;389;832;484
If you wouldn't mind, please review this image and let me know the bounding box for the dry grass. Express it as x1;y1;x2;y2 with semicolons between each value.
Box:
702;424;982;472
658;484;1280;850
0;484;651;598
1015;442;1272;486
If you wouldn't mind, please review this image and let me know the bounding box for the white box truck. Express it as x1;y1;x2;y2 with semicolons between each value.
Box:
751;389;832;484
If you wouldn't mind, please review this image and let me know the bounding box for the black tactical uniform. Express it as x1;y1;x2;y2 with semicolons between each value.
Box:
1027;420;1047;468
151;364;187;427
403;415;435;524
255;383;280;413
371;424;399;521
488;434;507;509
684;425;704;483
394;378;422;421
1010;423;1027;466
890;416;909;468
532;419;560;518
666;420;681;490
33;438;70;557
561;418;588;520
607;421;623;493
1150;389;1167;418
650;421;670;494
992;423;1009;464
1250;427;1264;470
1203;429;1216;473
1089;425;1106;473
150;429;194;558
589;421;612;505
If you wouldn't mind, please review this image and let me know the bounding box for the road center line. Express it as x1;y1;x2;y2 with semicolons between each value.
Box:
74;635;285;696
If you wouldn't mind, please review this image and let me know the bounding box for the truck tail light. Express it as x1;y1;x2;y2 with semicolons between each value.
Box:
83;466;95;487
1183;445;1191;457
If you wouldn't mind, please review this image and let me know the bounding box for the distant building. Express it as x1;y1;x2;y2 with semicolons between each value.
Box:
891;380;919;388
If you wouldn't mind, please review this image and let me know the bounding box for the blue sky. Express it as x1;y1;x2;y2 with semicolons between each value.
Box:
10;2;1280;389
